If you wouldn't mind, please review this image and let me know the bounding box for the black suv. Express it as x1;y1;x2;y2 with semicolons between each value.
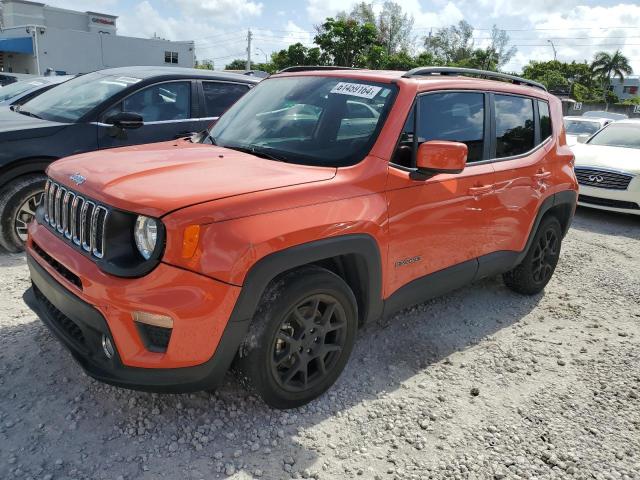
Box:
0;66;259;252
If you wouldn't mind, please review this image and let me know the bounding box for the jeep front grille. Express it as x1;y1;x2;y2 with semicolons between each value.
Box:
43;179;109;259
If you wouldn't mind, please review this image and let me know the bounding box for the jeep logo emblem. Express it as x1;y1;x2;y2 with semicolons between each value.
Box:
69;173;86;185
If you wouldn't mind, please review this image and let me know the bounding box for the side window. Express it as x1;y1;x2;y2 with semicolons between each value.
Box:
417;92;485;163
202;82;249;117
494;95;534;158
538;100;552;141
117;82;191;122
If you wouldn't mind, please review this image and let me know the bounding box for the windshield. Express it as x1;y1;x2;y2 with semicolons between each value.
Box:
20;72;140;122
208;76;396;167
587;124;640;149
564;119;601;135
0;79;46;102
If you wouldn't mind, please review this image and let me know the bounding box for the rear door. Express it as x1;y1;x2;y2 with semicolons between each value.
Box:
490;94;554;255
386;91;499;296
97;80;200;148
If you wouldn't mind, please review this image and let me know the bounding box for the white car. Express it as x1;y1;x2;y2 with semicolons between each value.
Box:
572;119;640;215
564;116;611;146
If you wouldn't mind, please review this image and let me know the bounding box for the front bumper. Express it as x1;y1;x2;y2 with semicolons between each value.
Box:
24;222;249;393
577;183;640;215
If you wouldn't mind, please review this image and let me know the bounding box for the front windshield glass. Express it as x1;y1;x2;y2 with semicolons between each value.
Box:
564;119;601;135
20;72;140;122
587;124;640;149
209;76;397;167
0;79;45;102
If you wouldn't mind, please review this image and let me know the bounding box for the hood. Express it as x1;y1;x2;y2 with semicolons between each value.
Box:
572;143;640;175
48;140;337;217
0;107;68;141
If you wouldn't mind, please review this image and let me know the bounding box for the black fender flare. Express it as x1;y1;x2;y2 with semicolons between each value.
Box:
0;158;56;189
229;233;384;325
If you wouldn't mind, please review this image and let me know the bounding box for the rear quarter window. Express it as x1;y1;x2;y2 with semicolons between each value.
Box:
538;100;552;141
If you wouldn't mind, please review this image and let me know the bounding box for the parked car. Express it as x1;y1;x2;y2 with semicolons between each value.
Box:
572;119;640;215
0;66;259;252
0;72;40;87
582;110;628;121
24;67;577;408
563;116;611;146
0;75;73;108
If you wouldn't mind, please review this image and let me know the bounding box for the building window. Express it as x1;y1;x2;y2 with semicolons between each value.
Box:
623;86;638;95
164;51;179;64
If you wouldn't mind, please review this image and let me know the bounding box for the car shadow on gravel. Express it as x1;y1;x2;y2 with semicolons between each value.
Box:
571;206;640;240
0;274;542;479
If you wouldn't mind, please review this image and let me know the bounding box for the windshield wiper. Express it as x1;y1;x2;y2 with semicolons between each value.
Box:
223;144;289;163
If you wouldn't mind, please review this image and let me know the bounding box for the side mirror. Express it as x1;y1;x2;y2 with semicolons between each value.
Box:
105;111;143;130
416;140;467;174
576;134;590;144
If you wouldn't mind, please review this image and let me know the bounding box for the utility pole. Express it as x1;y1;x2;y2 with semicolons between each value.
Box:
547;39;557;61
246;29;252;71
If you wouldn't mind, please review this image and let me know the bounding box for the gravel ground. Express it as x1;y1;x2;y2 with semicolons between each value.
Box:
1;206;639;480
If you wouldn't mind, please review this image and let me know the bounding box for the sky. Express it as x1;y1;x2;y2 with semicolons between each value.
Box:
40;0;640;73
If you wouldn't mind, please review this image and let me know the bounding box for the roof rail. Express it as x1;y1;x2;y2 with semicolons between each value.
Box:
277;66;358;73
402;67;547;91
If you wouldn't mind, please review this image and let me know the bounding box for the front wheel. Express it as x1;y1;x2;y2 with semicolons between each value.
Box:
503;215;562;295
237;266;358;409
0;174;47;253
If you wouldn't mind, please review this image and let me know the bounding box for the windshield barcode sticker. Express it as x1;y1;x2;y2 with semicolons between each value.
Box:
330;82;382;99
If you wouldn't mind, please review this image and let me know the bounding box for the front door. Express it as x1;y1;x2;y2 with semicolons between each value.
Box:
386;91;500;297
97;80;200;149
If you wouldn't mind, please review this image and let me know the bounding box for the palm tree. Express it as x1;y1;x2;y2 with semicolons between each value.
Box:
591;50;633;106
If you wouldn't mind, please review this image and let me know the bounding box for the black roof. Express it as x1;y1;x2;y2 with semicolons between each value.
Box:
90;66;261;84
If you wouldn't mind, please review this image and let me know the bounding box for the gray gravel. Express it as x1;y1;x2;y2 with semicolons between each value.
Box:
1;206;639;480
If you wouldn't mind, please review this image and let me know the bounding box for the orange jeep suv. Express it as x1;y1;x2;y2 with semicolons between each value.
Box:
24;67;578;409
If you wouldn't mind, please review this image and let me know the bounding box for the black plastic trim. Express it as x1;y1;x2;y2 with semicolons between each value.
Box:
231;234;384;325
25;252;249;393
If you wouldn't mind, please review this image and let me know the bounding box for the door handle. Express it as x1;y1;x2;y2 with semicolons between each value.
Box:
534;171;552;180
468;185;494;195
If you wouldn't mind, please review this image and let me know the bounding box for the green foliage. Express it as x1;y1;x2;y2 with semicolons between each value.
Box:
224;59;251;70
314;17;379;67
619;96;640;105
270;43;322;71
195;59;214;70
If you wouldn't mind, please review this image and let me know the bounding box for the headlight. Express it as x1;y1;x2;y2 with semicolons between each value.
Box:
134;215;158;260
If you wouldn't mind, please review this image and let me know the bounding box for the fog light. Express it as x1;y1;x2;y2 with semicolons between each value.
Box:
101;334;115;359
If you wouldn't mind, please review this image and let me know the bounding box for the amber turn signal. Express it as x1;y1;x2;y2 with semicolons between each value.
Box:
181;224;201;258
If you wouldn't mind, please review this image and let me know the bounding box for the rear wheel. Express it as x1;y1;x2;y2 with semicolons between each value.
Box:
503;215;562;295
0;174;46;252
237;266;358;409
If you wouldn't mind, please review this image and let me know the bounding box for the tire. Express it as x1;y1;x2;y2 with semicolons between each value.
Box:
237;266;358;409
0;174;47;253
503;215;562;295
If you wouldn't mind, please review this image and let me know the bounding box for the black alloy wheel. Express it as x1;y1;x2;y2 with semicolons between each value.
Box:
237;266;358;409
270;294;348;393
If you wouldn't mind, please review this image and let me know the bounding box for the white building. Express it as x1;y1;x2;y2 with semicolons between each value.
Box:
0;0;195;75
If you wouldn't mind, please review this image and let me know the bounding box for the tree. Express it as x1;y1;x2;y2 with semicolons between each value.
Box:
484;25;516;69
424;20;474;64
224;59;252;70
377;1;414;55
342;2;413;56
591;50;633;104
591;50;633;83
270;43;322;71
195;59;214;70
314;17;379;67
